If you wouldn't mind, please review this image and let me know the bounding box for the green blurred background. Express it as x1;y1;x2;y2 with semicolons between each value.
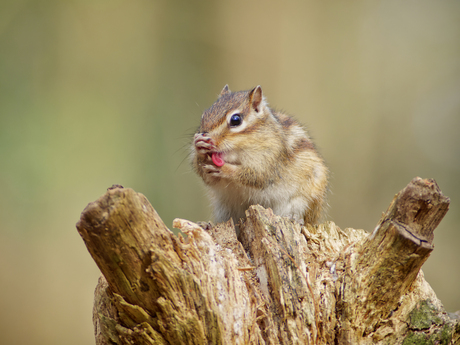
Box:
1;1;459;344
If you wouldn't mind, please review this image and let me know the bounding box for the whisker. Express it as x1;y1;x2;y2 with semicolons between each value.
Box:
175;152;192;173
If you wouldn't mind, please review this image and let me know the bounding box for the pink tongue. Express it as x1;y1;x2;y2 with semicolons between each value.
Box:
211;152;225;167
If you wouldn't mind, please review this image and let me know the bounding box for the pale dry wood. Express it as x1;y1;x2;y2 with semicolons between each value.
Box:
76;178;459;345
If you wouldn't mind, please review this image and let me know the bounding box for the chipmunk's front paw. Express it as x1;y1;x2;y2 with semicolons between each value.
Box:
203;164;221;176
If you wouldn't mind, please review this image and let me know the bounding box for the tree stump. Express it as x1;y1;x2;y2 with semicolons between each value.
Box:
76;178;459;344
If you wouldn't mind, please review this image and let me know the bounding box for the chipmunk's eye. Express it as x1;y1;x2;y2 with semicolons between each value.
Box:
229;114;242;127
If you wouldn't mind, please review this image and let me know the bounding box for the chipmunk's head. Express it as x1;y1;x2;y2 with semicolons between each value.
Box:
199;85;268;134
193;85;271;165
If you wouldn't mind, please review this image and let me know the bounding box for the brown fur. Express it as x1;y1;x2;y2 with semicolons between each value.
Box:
200;91;250;133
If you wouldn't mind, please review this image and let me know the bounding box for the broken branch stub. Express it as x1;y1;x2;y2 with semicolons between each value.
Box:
76;187;178;315
76;178;458;345
336;177;451;343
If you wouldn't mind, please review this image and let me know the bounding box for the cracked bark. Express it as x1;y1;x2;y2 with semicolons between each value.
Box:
76;177;459;344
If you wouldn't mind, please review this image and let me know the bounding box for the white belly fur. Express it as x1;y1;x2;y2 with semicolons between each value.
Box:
208;180;310;223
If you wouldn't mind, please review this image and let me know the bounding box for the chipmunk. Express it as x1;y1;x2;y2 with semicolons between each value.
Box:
191;85;328;226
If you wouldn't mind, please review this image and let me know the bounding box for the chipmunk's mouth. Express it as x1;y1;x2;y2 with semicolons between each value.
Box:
211;152;225;167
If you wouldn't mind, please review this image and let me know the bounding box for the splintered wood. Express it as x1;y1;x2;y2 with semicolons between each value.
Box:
76;178;459;345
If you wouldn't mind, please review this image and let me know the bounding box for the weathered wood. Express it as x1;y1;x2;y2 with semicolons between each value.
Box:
76;178;459;345
336;177;451;344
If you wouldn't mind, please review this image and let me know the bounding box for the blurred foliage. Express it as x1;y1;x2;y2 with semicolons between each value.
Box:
0;1;459;344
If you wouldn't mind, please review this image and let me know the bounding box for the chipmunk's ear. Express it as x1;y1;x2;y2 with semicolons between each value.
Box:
219;84;231;97
249;85;265;113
